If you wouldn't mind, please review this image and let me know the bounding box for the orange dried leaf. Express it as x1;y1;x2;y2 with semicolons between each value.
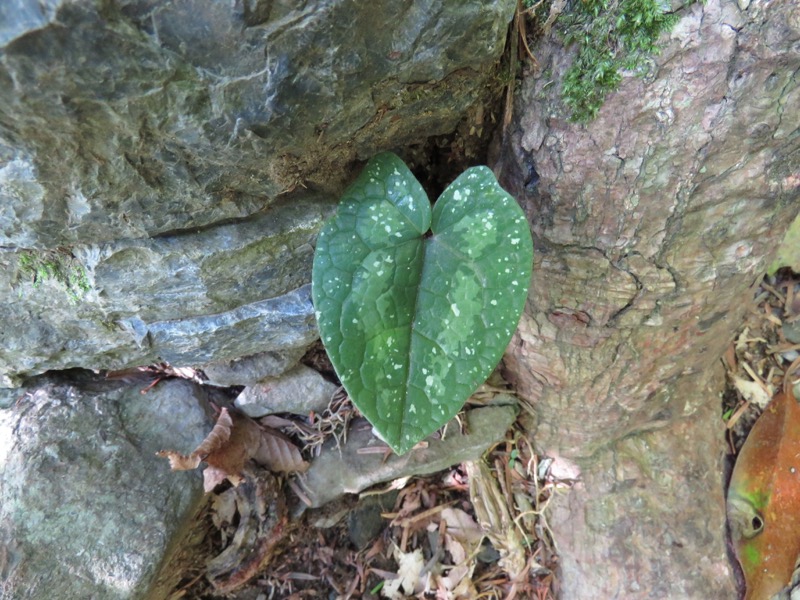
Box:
203;409;261;481
195;407;234;458
157;407;307;492
254;426;309;474
728;389;800;599
155;450;201;471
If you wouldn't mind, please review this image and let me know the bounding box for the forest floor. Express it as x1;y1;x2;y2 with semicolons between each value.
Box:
722;269;800;453
158;331;568;600
166;366;562;600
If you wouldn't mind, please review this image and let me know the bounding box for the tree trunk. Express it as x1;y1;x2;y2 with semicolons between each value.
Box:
496;0;800;596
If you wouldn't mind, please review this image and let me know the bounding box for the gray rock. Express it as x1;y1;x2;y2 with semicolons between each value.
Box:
297;401;518;508
0;0;515;387
146;283;318;365
0;0;515;248
83;198;329;323
0;374;212;600
2;234;321;385
0;385;23;409
201;346;308;387
347;491;399;549
235;364;338;417
0;191;329;387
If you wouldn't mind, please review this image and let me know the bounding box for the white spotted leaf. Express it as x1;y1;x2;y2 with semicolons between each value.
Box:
312;152;532;454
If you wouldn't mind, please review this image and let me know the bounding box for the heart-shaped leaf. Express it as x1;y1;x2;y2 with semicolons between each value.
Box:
728;389;800;599
312;152;532;454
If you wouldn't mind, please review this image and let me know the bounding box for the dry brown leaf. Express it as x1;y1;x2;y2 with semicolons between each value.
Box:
436;508;481;597
440;507;482;547
157;407;308;492
254;426;309;474
732;375;773;409
155;450;201;471
729;389;800;599
203;409;261;483
211;489;239;529
438;535;472;596
156;408;235;474
259;414;298;429
196;407;234;457
204;466;240;492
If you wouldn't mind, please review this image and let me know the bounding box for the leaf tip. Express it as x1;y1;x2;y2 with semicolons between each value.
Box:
156;449;201;471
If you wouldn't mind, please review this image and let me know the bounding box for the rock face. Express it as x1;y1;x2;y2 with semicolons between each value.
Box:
235;364;339;417
0;3;518;598
0;0;516;386
497;0;800;597
1;201;327;386
201;346;308;388
0;375;212;600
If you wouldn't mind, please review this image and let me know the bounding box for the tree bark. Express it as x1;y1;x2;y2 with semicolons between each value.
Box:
496;0;800;597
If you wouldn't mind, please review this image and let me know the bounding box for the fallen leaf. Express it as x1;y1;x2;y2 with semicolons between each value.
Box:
252;424;309;475
732;375;773;410
204;465;239;491
157;407;308;492
211;489;238;525
382;547;425;599
440;507;483;548
158;450;201;471
728;389;800;600
438;511;479;597
197;407;235;455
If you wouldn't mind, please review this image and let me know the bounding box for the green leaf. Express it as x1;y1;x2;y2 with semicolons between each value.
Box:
312;152;533;454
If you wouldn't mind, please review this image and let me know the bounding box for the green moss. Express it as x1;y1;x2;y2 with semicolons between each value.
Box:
528;0;691;122
17;249;91;304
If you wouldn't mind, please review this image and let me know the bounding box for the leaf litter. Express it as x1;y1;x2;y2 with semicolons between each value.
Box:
164;369;564;599
723;271;800;446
